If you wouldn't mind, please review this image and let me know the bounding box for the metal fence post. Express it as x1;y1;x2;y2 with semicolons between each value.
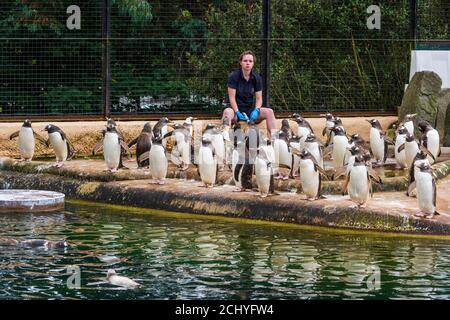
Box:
409;0;417;48
261;0;271;108
101;0;112;117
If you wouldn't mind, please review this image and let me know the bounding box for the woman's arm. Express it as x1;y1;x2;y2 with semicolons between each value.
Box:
228;87;239;112
255;90;262;109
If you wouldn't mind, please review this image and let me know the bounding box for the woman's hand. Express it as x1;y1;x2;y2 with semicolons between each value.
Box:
236;111;249;121
249;108;260;121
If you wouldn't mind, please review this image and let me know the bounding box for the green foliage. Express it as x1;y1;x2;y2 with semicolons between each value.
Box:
43;86;100;114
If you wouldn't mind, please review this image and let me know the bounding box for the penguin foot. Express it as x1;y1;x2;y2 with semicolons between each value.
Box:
158;180;165;185
414;212;426;218
54;162;64;168
207;184;214;188
260;194;268;198
110;169;118;173
233;188;246;192
425;214;436;219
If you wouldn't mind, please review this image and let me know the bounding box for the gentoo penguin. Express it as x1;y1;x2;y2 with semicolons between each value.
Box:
399;113;416;135
231;124;252;191
255;141;275;198
292;149;328;200
322;112;335;147
153;117;173;148
343;155;382;208
418;120;440;164
366;119;394;166
203;123;226;169
19;239;69;249
95;124;130;173
332;117;347;135
128;122;153;168
330;126;349;169
9;119;48;161
43;124;76;167
148;134;168;184
272;130;293;180
406;149;431;197
413;163;439;219
304;133;324;169
198;138;218;187
394;126;408;169
280;119;294;141
292;114;313;149
106;269;141;289
164;123;192;171
288;135;302;177
399;133;420;170
183;116;196;138
105;117;131;159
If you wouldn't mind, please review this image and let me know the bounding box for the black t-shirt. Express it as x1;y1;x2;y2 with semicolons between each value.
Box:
227;69;263;114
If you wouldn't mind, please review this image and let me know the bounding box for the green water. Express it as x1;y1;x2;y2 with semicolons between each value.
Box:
1;201;450;300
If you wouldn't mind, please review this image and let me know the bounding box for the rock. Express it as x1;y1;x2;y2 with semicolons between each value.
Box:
437;89;450;144
399;71;443;132
445;104;450;147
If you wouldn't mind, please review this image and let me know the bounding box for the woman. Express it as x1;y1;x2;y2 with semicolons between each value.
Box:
222;50;276;135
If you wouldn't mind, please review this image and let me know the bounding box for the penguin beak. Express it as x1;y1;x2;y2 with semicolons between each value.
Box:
410;113;417;118
365;120;372;124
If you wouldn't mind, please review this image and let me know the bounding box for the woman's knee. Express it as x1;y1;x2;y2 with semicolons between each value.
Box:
260;107;274;119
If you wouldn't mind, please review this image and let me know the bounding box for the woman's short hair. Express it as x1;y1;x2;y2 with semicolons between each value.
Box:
239;50;256;64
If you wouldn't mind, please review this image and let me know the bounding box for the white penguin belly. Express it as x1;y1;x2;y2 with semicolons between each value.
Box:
150;145;168;180
395;134;407;168
370;128;384;161
300;159;319;198
255;157;271;195
298;127;310;149
413;159;430;181
211;134;225;164
415;172;435;214
199;147;216;185
332;136;348;169
48;132;68;161
405;142;419;169
19;127;35;160
349;166;369;205
103;132;121;170
273;139;291;168
425;130;440;164
305;142;323;168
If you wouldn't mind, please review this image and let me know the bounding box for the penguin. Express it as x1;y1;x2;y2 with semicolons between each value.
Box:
303;133;324;169
128;122;153;168
105;117;131;160
280;119;294;141
406;149;433;197
399;133;420;170
198;138;218;187
413;163;440;219
366;119;394;166
332;117;347;135
43;124;76;167
153;117;173;148
106;269;142;289
399;113;416;135
164;123;192;171
330;126;349;169
202;123;226;169
231;124;252;192
272;130;293;180
183;116;196;138
394;125;408;169
342;155;382;208
332;145;368;181
418;120;440;164
19;239;68;249
222;116;233;168
95;124;130;173
322;112;335;147
148;134;168;184
292;149;328;201
292;114;313;149
255;140;275;198
9;119;48;161
288;135;302;178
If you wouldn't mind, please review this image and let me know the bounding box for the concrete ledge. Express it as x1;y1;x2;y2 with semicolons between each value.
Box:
0;169;449;235
1;157;450;194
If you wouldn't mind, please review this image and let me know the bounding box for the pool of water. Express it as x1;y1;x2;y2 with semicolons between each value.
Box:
1;201;450;300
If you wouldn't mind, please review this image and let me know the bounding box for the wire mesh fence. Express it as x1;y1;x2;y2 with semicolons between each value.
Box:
0;0;448;118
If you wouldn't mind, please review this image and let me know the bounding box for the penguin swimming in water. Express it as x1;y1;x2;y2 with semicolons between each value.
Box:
9;119;48;161
413;162;440;219
93;124;131;173
366;119;394;166
292;149;328;201
198;138;218;188
0;238;68;249
394;125;408;169
342;155;382;208
106;269;142;289
43;124;76;167
322;113;335;147
399;113;416;135
418;120;440;165
255;140;275;198
128;122;153;168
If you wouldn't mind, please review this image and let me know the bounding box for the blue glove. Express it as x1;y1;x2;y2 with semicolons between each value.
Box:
236;111;249;121
249;108;261;121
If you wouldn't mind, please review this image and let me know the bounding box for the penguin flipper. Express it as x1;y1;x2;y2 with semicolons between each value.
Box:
397;143;405;153
368;168;382;184
138;152;150;164
33;131;49;147
322;127;327;137
332;166;346;180
119;140;132;155
407;181;416;197
420;146;436;162
92;140;103;155
341;174;350;196
384;136;395;145
66;140;76;160
9;131;19;140
323;144;333;157
128;136;138;148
